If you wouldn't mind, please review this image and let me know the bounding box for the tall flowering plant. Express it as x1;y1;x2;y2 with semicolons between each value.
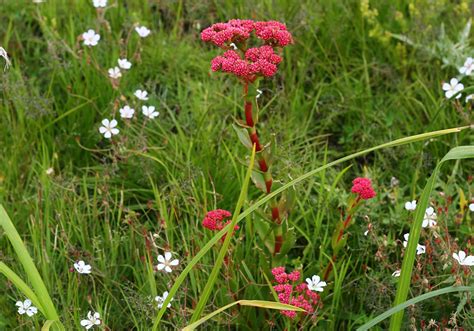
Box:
201;19;293;256
323;177;376;280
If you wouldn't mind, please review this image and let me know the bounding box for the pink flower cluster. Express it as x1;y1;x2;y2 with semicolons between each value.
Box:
271;267;320;319
210;46;282;81
202;19;292;82
351;177;376;200
254;21;293;47
201;19;293;48
201;19;255;47
202;209;239;241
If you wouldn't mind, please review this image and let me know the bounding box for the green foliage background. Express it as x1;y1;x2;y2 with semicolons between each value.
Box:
0;0;472;330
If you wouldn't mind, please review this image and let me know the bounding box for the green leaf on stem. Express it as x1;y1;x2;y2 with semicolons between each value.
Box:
232;123;253;149
251;170;267;192
278;227;296;256
254;216;275;254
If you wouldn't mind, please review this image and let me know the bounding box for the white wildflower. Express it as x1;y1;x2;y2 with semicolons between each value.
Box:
135;26;151;38
442;78;464;99
404;200;417;211
119;105;135;119
118;58;132;70
422;207;437;228
156;252;179;273
134;89;149;100
452;250;474;266
99;119;119;139
459;57;474;75
108;66;122;79
80;311;101;329
82;29;100;47
74;260;92;274
0;47;11;71
305;275;327;292
142;106;159;119
15;299;38;317
155;291;173;308
92;0;107;8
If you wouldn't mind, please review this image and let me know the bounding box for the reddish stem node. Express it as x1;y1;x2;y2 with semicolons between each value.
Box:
258;158;268;172
245;101;254;127
274;235;283;255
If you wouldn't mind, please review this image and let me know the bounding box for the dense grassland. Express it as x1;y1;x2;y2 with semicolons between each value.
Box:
0;1;473;330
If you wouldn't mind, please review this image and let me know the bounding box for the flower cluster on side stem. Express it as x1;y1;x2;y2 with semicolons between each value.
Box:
271;267;321;319
202;209;239;241
324;177;376;280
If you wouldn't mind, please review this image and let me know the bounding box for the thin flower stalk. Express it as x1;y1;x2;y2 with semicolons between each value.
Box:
323;177;376;280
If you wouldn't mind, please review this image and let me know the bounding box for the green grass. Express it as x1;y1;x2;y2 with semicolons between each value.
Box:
0;0;473;330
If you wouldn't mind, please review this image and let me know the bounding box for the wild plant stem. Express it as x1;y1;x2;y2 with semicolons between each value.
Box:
324;197;361;280
243;82;282;255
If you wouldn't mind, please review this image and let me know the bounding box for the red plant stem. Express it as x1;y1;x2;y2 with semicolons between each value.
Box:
244;101;254;127
243;82;282;255
324;197;361;280
323;255;336;280
243;83;271;192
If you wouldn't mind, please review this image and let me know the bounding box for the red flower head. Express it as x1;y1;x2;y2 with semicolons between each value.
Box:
210;46;283;82
202;209;239;241
351;177;376;200
245;45;282;77
271;266;320;319
202;19;292;82
201;20;254;47
254;21;293;47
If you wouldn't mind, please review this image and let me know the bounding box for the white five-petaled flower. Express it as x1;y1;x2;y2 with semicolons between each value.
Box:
119;105;135;119
422;207;437;228
452;250;474;266
82;29;100;47
92;0;107;8
466;94;474;102
99;119;119;139
80;311;101;329
469;203;474;212
229;43;238;50
118;58;132;70
134;89;149;100
416;244;426;255
157;252;179;273
459;57;474;75
392;270;401;277
155;291;173;308
305;275;327;292
402;233;410;247
142;106;159;119
442;78;464;99
256;89;263;99
404;200;417;211
16;299;38;317
74;260;92;274
135;26;151;38
0;47;11;71
402;233;426;255
108;66;122;79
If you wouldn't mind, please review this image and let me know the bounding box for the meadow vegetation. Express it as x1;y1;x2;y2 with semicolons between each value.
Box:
0;1;473;330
